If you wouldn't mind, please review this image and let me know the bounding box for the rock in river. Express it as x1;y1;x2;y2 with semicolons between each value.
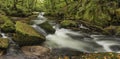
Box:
21;46;50;56
0;38;9;56
13;21;45;46
38;21;55;34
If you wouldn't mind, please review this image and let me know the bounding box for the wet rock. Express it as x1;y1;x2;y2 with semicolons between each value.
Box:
103;26;120;36
0;38;9;56
103;26;117;35
0;50;4;56
38;21;55;34
6;33;14;37
0;34;2;38
0;38;9;49
50;48;82;56
32;12;39;15
13;21;45;46
21;46;50;56
116;26;120;36
110;45;120;52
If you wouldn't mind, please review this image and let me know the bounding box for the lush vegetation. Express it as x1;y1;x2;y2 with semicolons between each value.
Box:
0;15;15;33
0;0;43;17
0;0;120;58
43;0;120;28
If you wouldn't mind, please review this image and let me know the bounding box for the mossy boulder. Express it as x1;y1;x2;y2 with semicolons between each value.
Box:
38;21;55;34
0;15;15;33
0;38;9;56
60;20;78;28
14;21;45;46
103;26;117;35
103;26;120;36
0;38;9;49
115;26;120;36
115;8;120;17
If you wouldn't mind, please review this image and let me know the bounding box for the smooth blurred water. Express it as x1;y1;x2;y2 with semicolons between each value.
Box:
32;12;120;53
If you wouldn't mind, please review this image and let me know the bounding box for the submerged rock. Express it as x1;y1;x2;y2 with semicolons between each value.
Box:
38;21;55;34
13;21;45;46
21;46;50;56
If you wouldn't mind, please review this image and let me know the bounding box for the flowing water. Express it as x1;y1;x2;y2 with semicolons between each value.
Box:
1;12;120;59
33;12;120;53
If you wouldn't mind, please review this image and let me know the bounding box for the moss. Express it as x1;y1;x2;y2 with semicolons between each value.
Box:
115;26;120;36
14;21;45;46
115;8;120;17
39;21;55;34
103;26;117;35
81;53;118;59
60;20;77;28
0;15;15;33
0;38;9;49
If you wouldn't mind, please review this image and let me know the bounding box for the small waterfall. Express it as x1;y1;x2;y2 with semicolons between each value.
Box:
32;24;47;36
33;12;47;25
0;33;7;38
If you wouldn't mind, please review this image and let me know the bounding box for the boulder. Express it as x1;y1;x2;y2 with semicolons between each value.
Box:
103;26;117;35
115;8;120;17
115;26;120;36
103;26;120;36
0;15;15;33
60;20;78;28
21;46;50;56
13;21;45;46
38;21;55;34
0;38;9;49
0;38;9;56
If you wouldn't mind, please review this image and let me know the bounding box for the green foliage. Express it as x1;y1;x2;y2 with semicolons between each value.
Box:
43;0;120;28
0;0;43;17
0;15;15;33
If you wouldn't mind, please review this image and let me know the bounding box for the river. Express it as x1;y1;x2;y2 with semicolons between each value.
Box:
1;12;120;59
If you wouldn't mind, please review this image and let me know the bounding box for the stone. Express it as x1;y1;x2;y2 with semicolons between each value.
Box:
13;21;45;46
39;21;55;34
0;38;9;49
21;46;50;56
